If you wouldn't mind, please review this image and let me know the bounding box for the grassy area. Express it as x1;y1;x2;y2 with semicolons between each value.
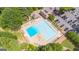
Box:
62;39;75;50
2;28;24;41
13;31;23;40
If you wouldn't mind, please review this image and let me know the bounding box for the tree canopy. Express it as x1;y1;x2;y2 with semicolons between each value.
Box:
18;7;42;18
0;8;4;15
59;7;74;14
38;43;63;51
0;7;42;30
0;8;24;30
0;31;20;51
48;14;55;21
66;31;79;46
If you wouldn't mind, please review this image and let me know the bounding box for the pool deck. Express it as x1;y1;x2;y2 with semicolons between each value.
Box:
21;18;63;46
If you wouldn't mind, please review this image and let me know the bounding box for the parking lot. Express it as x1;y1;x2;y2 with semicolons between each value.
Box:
42;7;79;33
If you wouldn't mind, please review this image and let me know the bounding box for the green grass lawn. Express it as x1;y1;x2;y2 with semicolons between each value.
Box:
2;28;24;42
13;31;23;40
62;39;75;50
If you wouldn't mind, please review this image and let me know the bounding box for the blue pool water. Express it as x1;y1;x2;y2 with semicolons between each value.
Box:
25;19;57;40
26;26;38;37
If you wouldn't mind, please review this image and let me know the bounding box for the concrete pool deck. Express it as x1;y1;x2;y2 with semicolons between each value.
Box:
21;18;62;46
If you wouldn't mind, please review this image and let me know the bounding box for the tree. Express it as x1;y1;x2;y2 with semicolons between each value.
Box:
18;7;42;18
0;8;24;30
38;43;63;51
0;31;20;51
48;14;55;21
0;7;4;15
60;7;74;11
18;7;32;18
52;43;63;51
0;7;42;30
66;31;79;46
32;7;42;11
38;44;53;51
74;47;79;51
59;7;74;14
13;7;42;22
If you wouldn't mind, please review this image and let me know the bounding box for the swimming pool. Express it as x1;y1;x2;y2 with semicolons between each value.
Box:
26;26;38;37
25;19;57;40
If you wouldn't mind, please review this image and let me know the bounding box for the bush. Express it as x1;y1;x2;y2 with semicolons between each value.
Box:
20;43;38;51
38;43;63;51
